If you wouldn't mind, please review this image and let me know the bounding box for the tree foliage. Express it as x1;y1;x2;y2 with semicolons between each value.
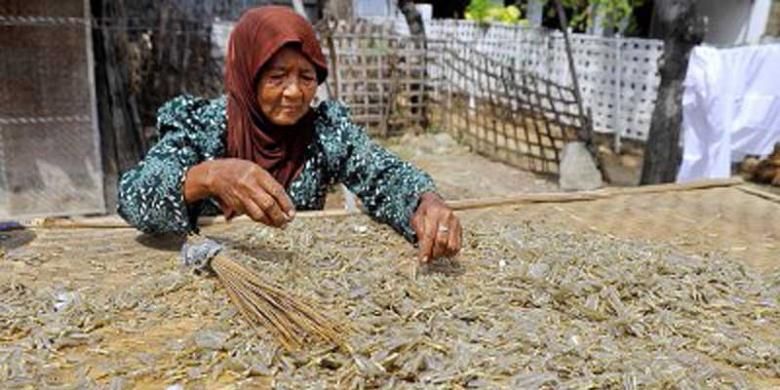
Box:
463;0;644;31
549;0;646;32
465;0;524;25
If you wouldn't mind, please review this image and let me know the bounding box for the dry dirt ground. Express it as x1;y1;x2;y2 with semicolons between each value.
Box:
325;132;649;213
387;133;559;197
324;132;559;209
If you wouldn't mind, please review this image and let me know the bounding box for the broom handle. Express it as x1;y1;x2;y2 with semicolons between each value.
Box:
27;177;743;229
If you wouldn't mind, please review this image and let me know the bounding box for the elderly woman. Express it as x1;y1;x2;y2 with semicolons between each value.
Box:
118;6;461;262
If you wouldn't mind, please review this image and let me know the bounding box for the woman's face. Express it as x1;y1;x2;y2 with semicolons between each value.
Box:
256;46;318;126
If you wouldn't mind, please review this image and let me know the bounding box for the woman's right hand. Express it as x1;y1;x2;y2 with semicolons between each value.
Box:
184;159;295;227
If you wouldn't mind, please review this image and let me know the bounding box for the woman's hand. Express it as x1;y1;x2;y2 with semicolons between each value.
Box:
411;192;462;263
184;159;295;227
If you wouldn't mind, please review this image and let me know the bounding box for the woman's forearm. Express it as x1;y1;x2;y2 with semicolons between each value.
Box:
184;161;214;204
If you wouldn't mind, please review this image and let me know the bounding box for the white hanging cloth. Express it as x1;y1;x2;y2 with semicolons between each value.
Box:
677;44;780;182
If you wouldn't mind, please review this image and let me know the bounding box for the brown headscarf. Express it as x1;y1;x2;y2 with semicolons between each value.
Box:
225;6;328;188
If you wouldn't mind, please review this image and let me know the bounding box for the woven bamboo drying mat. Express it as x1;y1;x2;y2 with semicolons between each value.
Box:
1;178;779;387
492;183;780;272
20;177;778;272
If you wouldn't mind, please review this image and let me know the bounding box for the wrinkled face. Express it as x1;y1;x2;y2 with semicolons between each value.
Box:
256;45;318;126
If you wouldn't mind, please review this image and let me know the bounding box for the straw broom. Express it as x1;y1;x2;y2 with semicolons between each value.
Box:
182;237;349;351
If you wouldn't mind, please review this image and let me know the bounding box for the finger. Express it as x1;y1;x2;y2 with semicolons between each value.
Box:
447;217;461;256
251;191;288;227
418;217;436;263
217;198;237;221
221;194;246;220
254;169;296;219
455;220;463;255
432;219;449;259
239;194;272;225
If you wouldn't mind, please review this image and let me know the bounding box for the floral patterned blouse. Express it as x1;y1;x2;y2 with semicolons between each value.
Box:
117;95;436;243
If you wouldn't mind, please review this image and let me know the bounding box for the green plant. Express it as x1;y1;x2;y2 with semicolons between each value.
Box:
548;0;646;33
465;0;525;25
465;0;492;22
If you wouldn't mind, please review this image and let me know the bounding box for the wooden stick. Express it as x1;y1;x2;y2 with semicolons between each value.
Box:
26;178;744;230
594;176;743;196
735;184;780;204
448;177;743;210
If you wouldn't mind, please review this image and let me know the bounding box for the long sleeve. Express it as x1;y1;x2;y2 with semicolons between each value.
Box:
318;101;436;242
117;95;226;234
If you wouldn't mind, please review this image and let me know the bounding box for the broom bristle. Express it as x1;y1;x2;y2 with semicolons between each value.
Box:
211;255;349;351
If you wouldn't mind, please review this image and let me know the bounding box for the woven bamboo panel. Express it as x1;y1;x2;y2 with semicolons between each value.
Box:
0;0;104;219
319;23;583;175
430;42;583;175
321;21;431;136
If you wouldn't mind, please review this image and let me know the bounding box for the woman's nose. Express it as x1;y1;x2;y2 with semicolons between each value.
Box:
282;79;303;99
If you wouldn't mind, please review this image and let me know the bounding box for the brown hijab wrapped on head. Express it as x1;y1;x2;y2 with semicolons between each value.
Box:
225;6;328;188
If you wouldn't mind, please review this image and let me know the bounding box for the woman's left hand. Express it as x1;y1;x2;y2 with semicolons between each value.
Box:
411;192;462;263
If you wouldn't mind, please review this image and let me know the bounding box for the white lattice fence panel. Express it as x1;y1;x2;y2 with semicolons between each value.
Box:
369;18;664;142
565;34;663;141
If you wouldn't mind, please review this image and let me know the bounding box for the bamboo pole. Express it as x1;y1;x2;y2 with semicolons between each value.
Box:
736;184;780;204
26;178;743;230
553;0;590;144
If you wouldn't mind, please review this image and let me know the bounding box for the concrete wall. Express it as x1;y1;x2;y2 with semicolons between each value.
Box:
697;0;772;45
766;0;780;37
355;0;395;17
